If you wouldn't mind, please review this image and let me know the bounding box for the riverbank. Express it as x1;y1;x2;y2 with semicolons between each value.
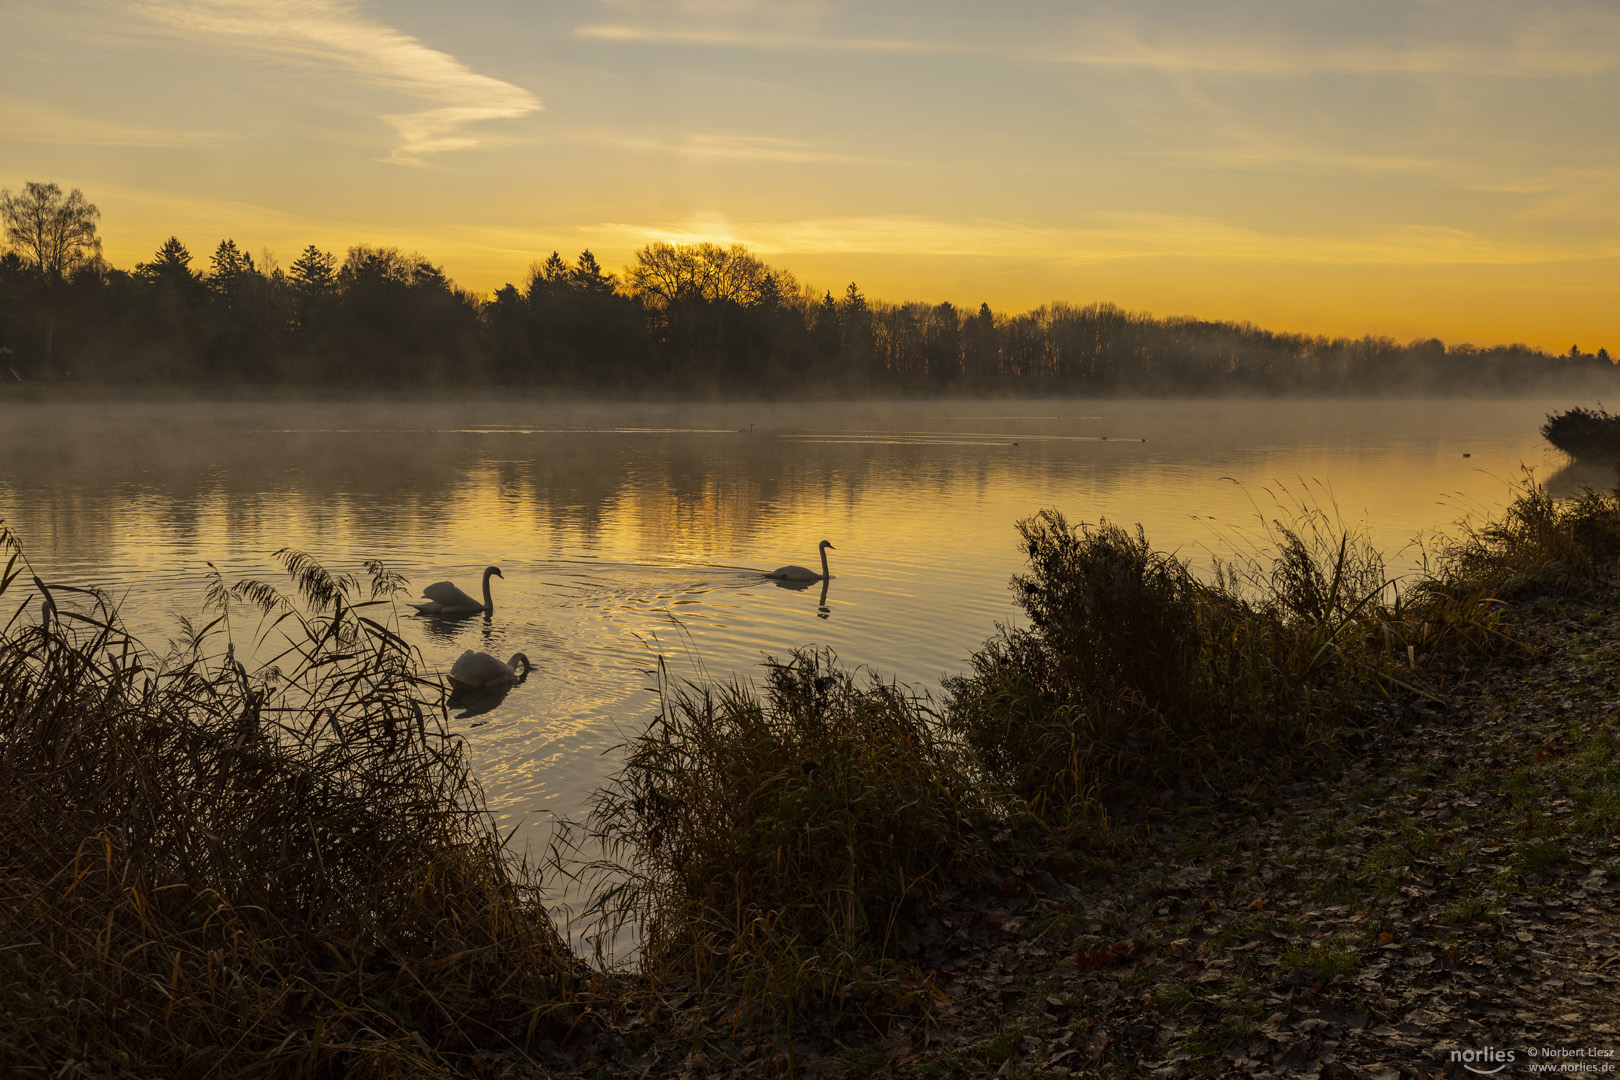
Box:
529;583;1620;1079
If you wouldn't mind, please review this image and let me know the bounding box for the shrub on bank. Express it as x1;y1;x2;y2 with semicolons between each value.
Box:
0;538;580;1078
944;511;1384;823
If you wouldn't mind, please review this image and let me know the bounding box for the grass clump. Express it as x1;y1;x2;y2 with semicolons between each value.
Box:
0;532;580;1078
1280;939;1359;983
943;510;1382;823
579;648;994;1014
1431;471;1620;602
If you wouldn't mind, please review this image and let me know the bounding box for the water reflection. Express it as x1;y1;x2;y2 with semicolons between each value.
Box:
1546;459;1620;499
766;574;834;618
417;611;493;644
450;680;523;722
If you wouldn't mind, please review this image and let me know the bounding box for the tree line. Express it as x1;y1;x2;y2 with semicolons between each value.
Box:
2;180;1613;395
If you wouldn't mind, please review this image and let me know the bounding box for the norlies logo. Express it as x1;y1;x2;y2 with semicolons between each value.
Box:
1452;1047;1517;1075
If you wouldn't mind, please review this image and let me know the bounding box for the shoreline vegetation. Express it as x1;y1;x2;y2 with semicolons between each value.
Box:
1542;406;1620;462
3;181;1617;398
4;476;1620;1076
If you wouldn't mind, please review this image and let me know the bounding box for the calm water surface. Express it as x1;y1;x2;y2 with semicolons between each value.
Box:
0;394;1590;893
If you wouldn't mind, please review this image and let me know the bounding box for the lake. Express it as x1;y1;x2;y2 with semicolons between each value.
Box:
0;393;1592;920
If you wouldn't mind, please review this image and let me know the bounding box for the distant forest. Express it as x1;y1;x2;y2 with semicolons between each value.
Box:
1;181;1614;395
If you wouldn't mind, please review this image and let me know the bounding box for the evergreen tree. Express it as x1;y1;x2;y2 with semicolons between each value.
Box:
524;252;571;305
208;239;256;306
287;245;337;338
288;245;336;299
811;290;841;358
571;250;616;296
964;301;999;388
136;237;197;284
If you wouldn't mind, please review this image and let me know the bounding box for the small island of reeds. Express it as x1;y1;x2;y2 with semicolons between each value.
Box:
1542;404;1620;462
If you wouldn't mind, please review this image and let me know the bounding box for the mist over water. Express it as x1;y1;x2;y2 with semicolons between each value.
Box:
0;393;1587;919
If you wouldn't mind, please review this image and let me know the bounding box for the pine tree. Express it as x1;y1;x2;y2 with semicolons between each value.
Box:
288;245;336;299
571;250;616;296
208;239;256;305
136;237;196;283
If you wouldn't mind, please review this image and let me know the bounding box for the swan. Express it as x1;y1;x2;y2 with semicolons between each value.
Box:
765;540;834;582
450;650;531;688
409;565;502;615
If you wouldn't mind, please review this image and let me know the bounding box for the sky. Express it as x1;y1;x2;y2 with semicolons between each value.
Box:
2;0;1617;352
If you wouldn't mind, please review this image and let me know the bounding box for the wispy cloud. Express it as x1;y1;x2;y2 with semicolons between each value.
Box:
131;0;540;163
577;0;962;54
581;212;1617;266
1056;8;1620;78
0;98;220;148
561;131;888;165
574;22;962;53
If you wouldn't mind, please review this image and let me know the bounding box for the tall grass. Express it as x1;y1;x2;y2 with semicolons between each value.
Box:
574;649;994;1018
0;531;580;1078
1429;469;1620;600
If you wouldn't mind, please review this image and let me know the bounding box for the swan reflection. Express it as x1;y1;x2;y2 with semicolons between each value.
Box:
419;610;491;643
449;680;518;722
765;572;833;619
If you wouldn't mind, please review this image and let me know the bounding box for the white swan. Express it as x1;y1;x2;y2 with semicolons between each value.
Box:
765;540;835;582
409;565;502;615
450;650;531;688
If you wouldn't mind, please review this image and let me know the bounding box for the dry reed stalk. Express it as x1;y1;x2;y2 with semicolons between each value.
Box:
0;529;583;1078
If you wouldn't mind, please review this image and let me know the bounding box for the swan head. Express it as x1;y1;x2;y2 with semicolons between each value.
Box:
508;652;531;675
819;540;835;550
484;565;504;580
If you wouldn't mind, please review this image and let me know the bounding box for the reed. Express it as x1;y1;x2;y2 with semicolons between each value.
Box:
573;648;995;1019
0;531;581;1078
943;510;1383;823
1429;470;1620;600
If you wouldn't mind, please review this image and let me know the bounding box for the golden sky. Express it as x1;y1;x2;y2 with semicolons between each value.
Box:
3;0;1617;352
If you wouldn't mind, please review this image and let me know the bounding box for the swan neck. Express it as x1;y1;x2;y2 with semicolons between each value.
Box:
820;544;830;578
483;569;495;612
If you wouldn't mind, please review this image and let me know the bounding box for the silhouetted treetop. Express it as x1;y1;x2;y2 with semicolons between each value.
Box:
137;237;197;284
0;181;102;284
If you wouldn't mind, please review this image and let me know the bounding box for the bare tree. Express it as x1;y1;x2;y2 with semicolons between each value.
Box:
0;181;102;283
0;181;102;376
626;242;773;309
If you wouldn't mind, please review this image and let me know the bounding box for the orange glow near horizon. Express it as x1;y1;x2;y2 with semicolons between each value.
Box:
5;1;1618;354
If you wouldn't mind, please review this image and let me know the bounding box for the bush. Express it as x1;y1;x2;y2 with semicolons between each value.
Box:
944;511;1381;823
